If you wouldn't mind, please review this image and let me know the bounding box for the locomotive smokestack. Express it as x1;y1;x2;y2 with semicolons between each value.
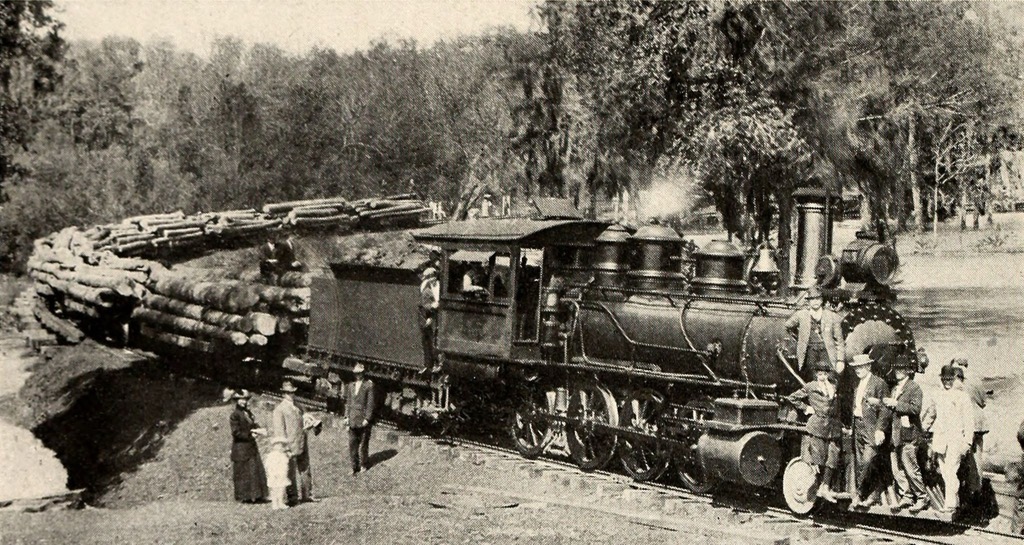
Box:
791;188;833;291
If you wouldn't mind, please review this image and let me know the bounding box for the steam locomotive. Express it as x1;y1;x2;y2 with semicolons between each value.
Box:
288;188;960;520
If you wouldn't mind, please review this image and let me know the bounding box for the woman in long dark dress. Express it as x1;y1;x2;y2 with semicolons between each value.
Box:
230;390;268;502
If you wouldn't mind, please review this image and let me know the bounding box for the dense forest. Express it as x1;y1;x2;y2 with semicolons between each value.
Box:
1;1;1022;271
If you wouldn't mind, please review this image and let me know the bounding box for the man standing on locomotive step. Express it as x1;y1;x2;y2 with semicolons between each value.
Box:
785;286;846;380
849;354;891;509
272;380;314;504
882;357;928;512
418;267;441;374
343;363;376;475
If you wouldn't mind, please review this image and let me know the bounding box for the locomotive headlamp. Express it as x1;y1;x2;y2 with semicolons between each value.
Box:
840;232;899;286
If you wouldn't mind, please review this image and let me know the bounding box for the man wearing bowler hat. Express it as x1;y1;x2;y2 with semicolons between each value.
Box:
418;267;441;374
785;286;846;380
272;379;314;503
343;363;377;475
848;353;891;508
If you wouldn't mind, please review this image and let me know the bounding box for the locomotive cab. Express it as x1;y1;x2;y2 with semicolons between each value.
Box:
414;219;609;365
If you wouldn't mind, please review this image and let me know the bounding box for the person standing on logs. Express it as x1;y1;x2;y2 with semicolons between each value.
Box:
785;286;846;381
343;363;376;475
787;359;842;502
260;236;280;285
229;390;268;503
276;233;302;274
272;380;314;504
849;354;891;509
418;267;441;375
883;357;929;513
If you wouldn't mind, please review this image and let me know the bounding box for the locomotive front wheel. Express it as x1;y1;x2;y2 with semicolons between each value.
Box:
619;389;669;482
566;382;619;471
782;457;819;515
510;388;553;459
675;447;715;493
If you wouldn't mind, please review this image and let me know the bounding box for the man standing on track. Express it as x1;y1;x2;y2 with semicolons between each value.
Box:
848;354;890;509
272;379;314;504
343;363;376;475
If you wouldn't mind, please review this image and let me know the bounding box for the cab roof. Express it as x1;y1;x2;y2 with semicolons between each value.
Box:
412;219;608;247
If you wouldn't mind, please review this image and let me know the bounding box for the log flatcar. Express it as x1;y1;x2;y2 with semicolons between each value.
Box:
288;189;983;521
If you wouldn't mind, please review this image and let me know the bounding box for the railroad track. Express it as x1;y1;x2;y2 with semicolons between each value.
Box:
247;386;1024;545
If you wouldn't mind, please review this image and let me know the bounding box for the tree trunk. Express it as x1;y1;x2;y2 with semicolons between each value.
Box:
909;120;924;231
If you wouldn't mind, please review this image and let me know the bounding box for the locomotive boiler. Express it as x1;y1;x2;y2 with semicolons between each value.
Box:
294;188;933;518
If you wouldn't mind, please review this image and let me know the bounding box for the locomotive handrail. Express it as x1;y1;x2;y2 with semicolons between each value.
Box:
776;348;806;387
568;300;728;386
569;282;795;310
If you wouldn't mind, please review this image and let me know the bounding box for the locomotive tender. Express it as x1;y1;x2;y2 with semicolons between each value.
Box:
291;188;945;518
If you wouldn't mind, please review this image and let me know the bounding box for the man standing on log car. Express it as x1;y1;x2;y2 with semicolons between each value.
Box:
343;364;376;475
272;380;314;504
418;267;441;375
260;236;279;285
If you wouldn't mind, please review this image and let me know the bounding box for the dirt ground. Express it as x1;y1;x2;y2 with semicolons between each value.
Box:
0;391;755;545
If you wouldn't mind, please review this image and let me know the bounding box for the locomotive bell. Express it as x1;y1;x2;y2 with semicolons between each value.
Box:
751;245;780;275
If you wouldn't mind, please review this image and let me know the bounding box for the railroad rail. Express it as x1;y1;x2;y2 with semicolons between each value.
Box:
247;382;1024;545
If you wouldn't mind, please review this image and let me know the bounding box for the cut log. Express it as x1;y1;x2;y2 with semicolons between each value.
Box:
159;227;204;237
123;211;185;224
150;275;260;314
63;299;101;318
277;315;292;334
252;285;310;314
247;312;278;336
137;324;215;353
31;262;145;298
34;303;84;343
292;215;356;228
111;240;153;255
132;308;248;345
141;293;254;333
262;197;348;214
248;334;268;346
277;272;312;288
28;271;116;308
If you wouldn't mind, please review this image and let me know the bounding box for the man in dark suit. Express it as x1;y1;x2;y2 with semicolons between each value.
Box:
785;286;846;380
848;353;891;508
883;357;928;512
343;363;376;475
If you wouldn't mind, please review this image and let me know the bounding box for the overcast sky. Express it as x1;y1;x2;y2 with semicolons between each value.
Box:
54;0;539;55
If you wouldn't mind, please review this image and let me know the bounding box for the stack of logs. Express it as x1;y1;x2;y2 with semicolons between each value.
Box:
26;193;423;354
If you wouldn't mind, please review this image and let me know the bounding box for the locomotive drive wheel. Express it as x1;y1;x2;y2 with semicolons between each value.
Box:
782;457;819;515
510;387;553;459
566;382;619;471
619;389;669;482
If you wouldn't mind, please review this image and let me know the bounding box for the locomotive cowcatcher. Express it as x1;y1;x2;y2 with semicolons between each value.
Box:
287;188;978;521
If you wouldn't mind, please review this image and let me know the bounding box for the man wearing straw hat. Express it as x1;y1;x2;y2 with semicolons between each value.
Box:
272;380;314;504
848;353;891;509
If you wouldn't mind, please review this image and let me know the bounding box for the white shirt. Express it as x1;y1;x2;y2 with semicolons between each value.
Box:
931;387;973;456
853;375;870;418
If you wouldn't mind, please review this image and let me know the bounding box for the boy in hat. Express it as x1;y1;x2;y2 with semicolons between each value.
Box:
785;286;846;380
849;353;890;508
264;436;291;510
343;363;376;474
883;357;928;512
931;363;974;513
788;359;842;502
